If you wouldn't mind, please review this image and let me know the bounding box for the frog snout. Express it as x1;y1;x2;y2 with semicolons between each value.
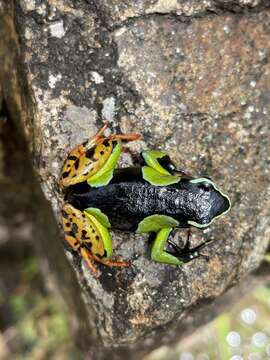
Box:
209;191;230;220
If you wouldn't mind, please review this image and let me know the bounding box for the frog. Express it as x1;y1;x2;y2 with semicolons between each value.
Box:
60;122;231;276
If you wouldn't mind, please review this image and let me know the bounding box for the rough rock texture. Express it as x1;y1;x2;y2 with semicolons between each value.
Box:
96;0;270;26
0;0;270;358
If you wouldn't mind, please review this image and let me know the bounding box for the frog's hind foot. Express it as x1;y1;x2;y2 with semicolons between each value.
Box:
109;132;141;143
77;247;129;277
95;120;110;137
95;257;130;268
80;247;99;277
97;120;141;142
60;121;141;188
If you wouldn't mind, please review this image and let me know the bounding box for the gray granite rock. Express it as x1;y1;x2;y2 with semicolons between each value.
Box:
0;1;270;358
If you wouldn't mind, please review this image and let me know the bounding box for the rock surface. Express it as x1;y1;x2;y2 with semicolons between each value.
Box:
0;0;270;358
96;0;270;26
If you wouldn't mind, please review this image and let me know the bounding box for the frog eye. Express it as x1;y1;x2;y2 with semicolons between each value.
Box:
199;182;212;191
167;163;176;171
190;177;214;191
158;155;176;172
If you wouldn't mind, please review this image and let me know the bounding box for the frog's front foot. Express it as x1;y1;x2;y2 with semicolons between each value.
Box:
166;238;213;263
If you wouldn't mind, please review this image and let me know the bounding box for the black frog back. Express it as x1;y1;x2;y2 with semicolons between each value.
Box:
67;167;199;231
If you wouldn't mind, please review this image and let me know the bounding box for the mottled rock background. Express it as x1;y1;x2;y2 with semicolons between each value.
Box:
0;1;270;359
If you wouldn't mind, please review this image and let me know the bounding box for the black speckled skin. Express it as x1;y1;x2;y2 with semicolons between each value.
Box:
67;168;230;231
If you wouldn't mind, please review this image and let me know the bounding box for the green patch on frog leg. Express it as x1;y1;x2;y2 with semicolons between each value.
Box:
142;166;181;186
141;150;181;186
84;212;113;257
87;142;122;187
87;170;114;188
151;227;182;265
142;150;171;175
84;208;111;228
137;214;179;233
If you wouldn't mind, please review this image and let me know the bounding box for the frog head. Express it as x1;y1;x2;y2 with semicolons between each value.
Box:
186;178;231;228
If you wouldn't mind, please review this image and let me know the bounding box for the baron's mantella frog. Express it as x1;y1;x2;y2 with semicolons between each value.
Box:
60;122;231;275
